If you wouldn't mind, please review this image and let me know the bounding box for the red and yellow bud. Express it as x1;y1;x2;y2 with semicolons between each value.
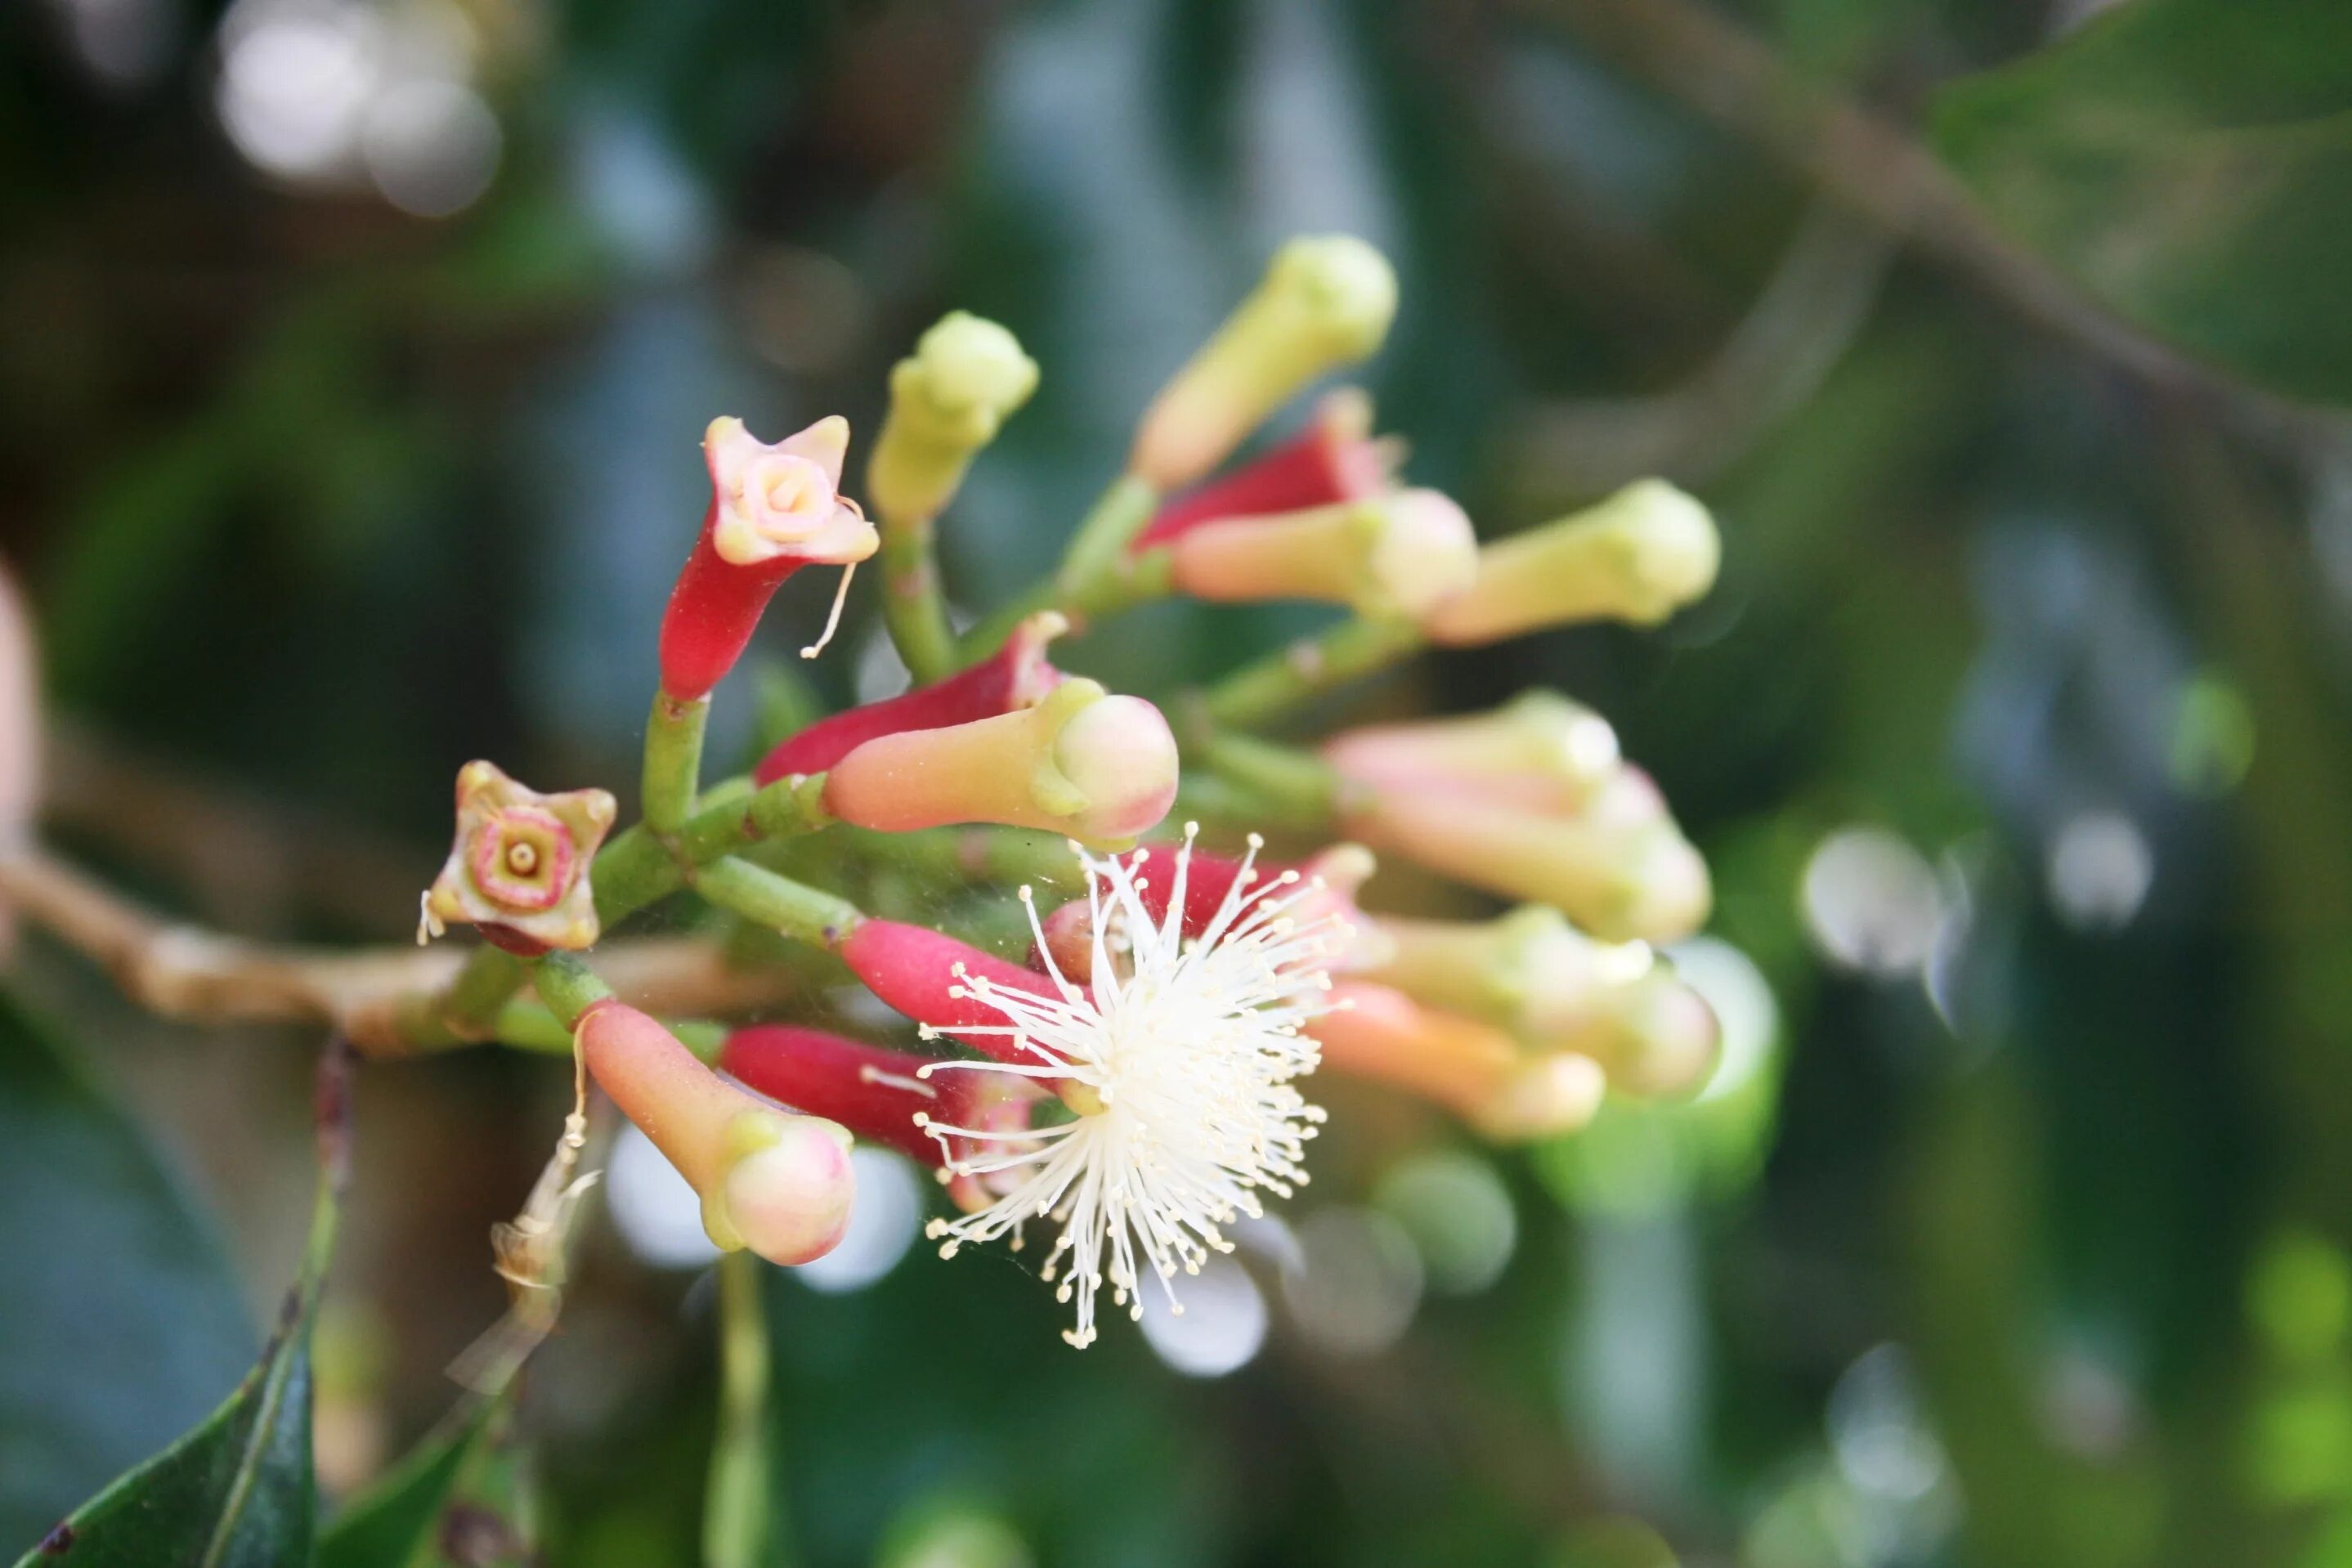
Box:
1136;388;1393;547
719;1024;1043;1212
1369;906;1719;1099
754;611;1068;786
1422;480;1719;645
1324;692;1622;815
657;416;880;701
1131;236;1399;491
822;679;1177;846
423;761;616;956
867;313;1040;526
1163;488;1476;621
1310;981;1606;1142
578;1001;854;1264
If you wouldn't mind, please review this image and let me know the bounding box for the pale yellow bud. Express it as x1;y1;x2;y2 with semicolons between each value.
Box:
823;679;1179;847
1476;1053;1607;1143
867;312;1040;526
1131;235;1399;491
1342;791;1712;946
1324;692;1622;813
1164;488;1476;620
1424;479;1719;644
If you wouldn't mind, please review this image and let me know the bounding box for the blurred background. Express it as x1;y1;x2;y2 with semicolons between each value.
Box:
3;0;2350;1563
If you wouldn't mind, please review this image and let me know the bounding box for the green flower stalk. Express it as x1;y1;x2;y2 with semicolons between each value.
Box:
869;313;1042;682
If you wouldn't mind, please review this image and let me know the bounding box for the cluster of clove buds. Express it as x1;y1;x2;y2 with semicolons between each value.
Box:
419;235;1732;1338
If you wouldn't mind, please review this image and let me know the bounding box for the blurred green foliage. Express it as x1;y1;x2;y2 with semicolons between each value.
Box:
6;0;2352;1564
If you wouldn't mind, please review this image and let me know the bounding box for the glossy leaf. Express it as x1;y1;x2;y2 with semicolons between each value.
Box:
1933;0;2352;403
0;993;253;1552
9;1048;347;1568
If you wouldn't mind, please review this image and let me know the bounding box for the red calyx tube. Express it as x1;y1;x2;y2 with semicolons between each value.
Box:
657;515;807;702
837;919;1066;1064
721;1025;962;1167
754;626;1064;784
1134;412;1387;549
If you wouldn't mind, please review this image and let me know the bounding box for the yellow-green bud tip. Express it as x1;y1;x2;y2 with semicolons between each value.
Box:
1269;235;1400;360
906;311;1039;429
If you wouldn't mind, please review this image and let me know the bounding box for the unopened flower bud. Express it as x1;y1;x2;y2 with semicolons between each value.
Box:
823;679;1178;845
1422;479;1718;645
867;313;1039;525
755;612;1068;786
423;761;616;955
1136;388;1393;547
1593;965;1721;1099
720;1024;1042;1212
657;416;880;701
837;919;1068;1065
1479;1053;1609;1142
1341;790;1710;945
1039;840;1393;983
1369;905;1718;1098
1131;236;1399;491
1163;488;1476;621
1310;981;1605;1141
1324;692;1622;814
577;1001;855;1264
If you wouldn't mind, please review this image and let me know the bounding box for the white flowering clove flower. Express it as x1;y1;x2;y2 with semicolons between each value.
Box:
911;828;1337;1347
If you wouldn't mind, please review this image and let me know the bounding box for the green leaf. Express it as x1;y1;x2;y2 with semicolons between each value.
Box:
320;1392;532;1568
1933;0;2352;404
0;992;254;1551
11;1048;347;1568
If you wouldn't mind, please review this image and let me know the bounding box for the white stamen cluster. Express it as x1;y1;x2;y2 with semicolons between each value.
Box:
915;826;1336;1347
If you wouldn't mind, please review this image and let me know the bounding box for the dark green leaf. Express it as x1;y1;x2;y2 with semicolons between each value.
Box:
1933;0;2352;403
11;1049;347;1568
0;992;254;1552
320;1392;531;1568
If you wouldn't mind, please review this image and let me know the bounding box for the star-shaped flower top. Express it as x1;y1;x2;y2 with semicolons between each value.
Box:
704;415;877;569
424;760;616;955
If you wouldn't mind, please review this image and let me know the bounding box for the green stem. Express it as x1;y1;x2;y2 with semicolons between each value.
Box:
880;517;958;684
643;692;711;833
1199;615;1425;729
834;824;1082;889
528;951;613;1032
494;998;722;1060
593;773;830;927
1055;473;1161;607
705;1251;779;1568
695;856;864;949
1198;730;1341;827
1064;545;1175;624
957;475;1161;666
956;583;1059;667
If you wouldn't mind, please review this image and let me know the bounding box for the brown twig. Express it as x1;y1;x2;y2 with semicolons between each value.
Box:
0;843;802;1054
1530;0;2343;455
